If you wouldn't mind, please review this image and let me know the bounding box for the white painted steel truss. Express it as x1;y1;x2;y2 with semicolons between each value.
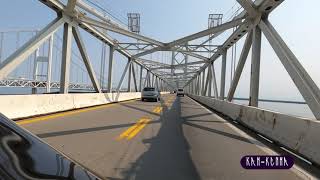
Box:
0;0;320;119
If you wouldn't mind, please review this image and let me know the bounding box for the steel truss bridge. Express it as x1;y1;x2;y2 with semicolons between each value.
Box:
0;0;320;179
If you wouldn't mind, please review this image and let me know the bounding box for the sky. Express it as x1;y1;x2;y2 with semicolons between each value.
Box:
0;0;320;102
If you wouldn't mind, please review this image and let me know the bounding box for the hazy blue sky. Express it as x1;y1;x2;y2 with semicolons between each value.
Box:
0;0;320;101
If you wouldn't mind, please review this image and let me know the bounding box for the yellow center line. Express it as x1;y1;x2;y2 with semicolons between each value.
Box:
152;106;162;114
16;99;137;125
127;118;151;140
117;97;177;141
117;118;148;140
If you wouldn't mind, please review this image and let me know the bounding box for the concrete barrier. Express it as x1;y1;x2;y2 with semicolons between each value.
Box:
0;92;144;119
188;94;320;165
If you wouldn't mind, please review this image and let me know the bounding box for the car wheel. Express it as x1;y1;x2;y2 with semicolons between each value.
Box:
141;98;144;101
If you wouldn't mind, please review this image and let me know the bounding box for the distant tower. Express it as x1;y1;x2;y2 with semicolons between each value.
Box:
208;14;223;36
127;13;140;34
127;13;141;89
208;14;223;57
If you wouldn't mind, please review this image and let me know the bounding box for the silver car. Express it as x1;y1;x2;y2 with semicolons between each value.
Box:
141;87;160;102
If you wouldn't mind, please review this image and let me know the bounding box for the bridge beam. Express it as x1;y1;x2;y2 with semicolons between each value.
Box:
127;60;132;92
259;19;320;119
220;49;227;100
227;31;252;101
46;35;54;93
236;0;259;18
116;60;131;99
139;65;143;91
167;18;244;48
107;46;115;92
201;70;205;95
60;22;72;94
211;62;219;98
204;67;210;96
72;27;102;93
0;17;64;80
131;62;138;92
249;26;262;107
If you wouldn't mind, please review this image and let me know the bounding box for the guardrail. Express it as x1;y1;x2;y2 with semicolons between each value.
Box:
188;94;320;166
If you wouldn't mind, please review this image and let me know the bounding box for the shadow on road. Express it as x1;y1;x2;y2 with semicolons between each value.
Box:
36;120;162;138
115;97;200;180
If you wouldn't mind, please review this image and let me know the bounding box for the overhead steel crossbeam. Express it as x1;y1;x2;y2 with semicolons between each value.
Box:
78;16;164;46
185;0;284;81
118;42;219;53
132;18;245;59
115;43;156;51
184;0;320;120
150;61;206;70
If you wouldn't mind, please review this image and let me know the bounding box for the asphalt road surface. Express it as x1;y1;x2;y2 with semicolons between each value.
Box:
18;94;314;180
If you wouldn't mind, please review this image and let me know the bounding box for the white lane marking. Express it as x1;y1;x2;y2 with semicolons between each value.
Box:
187;96;316;180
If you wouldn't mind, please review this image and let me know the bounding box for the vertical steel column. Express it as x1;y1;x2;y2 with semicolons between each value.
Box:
204;67;211;96
192;80;194;94
60;23;72;94
151;73;155;87
131;62;138;92
194;77;197;95
107;45;114;92
32;48;39;94
208;74;212;97
192;78;195;94
139;65;143;91
184;43;188;79
46;34;54;93
127;58;132;92
143;70;149;88
171;51;175;75
249;26;261;107
211;62;218;98
100;42;107;89
196;75;199;95
147;72;151;87
155;77;159;90
220;49;227;100
0;32;3;63
201;71;205;95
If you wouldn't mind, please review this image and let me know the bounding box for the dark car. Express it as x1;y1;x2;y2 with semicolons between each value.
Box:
177;88;184;97
0;113;101;180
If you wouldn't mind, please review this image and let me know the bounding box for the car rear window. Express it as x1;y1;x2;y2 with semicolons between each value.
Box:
178;89;183;91
143;87;155;91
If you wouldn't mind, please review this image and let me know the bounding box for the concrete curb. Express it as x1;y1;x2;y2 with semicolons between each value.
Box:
0;92;142;119
188;94;320;166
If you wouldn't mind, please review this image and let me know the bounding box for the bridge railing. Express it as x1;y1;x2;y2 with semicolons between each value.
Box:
188;94;320;166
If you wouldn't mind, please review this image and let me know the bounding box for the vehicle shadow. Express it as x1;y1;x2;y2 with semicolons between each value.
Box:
113;97;200;180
